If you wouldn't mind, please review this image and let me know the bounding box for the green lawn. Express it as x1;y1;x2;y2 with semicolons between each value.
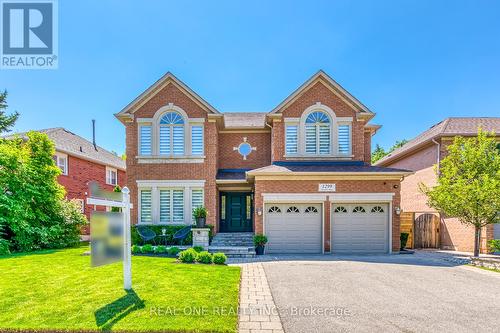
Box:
0;245;240;332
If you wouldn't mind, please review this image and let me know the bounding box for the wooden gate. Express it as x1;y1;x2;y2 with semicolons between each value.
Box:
413;213;440;248
400;212;414;248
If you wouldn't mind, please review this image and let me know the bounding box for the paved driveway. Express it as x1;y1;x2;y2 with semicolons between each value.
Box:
263;254;500;333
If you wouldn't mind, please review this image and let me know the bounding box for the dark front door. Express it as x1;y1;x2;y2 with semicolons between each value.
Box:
220;192;253;232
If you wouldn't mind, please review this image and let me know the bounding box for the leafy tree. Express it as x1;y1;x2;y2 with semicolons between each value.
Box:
371;139;409;163
111;185;122;212
420;130;500;257
0;132;86;252
0;90;19;134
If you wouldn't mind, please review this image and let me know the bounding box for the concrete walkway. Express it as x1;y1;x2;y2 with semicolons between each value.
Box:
235;263;284;333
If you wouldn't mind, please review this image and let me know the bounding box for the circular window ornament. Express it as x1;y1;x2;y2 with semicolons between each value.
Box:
233;137;256;160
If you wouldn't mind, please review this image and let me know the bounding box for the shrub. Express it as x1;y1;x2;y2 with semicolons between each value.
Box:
141;244;154;254
131;245;141;254
196;251;213;264
400;233;409;250
167;246;180;256
212;252;227;265
253;234;268;246
131;224;215;246
178;248;197;263
488;239;500;253
154;245;167;254
192;206;208;219
193;245;204;253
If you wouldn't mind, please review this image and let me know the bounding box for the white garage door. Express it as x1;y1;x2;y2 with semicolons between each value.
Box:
331;203;389;254
265;203;322;254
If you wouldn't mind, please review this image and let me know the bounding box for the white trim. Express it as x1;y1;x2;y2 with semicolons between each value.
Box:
105;166;118;186
328;193;395;202
262;193;328;202
136;118;153;123
136;180;205;187
188;118;206;123
136;156;205;164
54;152;68;175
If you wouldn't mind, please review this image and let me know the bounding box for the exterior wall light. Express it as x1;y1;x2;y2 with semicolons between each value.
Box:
394;207;401;215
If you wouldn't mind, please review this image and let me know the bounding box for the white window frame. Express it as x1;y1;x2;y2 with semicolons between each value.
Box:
136;180;205;225
106;166;118;186
136;103;205;162
138;123;152;156
284;102;353;158
54;152;68;175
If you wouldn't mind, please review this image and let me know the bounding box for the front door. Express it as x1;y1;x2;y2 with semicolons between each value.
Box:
220;192;253;232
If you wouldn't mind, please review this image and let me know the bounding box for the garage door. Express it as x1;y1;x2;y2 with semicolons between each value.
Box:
265;203;322;254
331;203;389;253
495;223;500;239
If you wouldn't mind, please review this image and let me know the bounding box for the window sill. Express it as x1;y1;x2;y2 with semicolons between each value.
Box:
137;222;194;226
284;154;354;160
136;155;205;164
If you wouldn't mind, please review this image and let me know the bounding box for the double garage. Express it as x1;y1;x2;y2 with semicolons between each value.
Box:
264;197;391;254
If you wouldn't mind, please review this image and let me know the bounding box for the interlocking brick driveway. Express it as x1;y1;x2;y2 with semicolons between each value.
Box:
261;254;500;333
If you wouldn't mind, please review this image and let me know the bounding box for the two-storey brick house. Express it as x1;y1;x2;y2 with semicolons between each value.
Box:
116;71;411;254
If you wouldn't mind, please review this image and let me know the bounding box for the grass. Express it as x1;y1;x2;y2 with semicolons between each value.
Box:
467;264;500;274
0;245;240;332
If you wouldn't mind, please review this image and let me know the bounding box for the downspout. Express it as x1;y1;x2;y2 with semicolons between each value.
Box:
432;138;440;174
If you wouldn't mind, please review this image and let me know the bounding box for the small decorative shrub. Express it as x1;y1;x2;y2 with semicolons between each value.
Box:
141;244;154;254
400;233;409;250
192;206;208;219
131;225;214;246
253;234;268;246
488;239;500;253
131;245;141;254
155;245;167;254
167;246;181;256
193;246;204;253
196;251;213;264
178;248;197;263
212;252;227;265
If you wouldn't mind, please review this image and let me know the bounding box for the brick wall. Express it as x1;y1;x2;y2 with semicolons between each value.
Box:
364;131;372;164
218;132;271;169
253;179;401;252
58;154;126;221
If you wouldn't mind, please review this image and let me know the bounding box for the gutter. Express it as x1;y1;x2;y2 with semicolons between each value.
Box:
431;138;440;174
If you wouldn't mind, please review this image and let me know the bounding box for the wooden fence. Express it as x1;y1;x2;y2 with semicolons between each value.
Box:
400;212;440;249
400;212;414;249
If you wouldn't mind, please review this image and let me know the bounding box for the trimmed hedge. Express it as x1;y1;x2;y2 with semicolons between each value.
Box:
178;248;197;263
212;252;227;265
196;251;213;264
131;225;214;246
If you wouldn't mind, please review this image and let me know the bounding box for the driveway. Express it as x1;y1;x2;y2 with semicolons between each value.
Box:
263;253;500;333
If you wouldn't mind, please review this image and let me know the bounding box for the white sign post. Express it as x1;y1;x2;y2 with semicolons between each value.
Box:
87;186;132;291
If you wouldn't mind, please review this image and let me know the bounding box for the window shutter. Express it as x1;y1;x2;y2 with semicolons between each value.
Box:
140;190;152;223
159;126;171;155
139;126;152;155
285;125;298;154
173;127;185;155
338;125;350;154
191;126;204;155
159;190;171;223
305;125;317;154
318;125;330;154
172;190;184;222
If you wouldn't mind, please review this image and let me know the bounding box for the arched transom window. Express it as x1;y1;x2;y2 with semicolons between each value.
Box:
159;112;185;156
305;111;331;154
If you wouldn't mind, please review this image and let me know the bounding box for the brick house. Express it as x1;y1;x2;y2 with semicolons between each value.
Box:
375;118;500;252
11;128;126;221
116;71;411;254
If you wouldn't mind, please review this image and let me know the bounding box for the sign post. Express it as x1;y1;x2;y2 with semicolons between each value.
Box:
87;185;133;291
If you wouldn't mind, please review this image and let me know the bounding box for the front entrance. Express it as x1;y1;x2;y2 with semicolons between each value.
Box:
219;192;253;232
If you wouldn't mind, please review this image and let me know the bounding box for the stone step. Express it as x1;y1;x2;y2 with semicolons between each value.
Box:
208;246;256;258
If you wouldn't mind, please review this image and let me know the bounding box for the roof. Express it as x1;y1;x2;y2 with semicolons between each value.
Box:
223;112;267;129
216;169;251;180
375;117;500;166
247;161;411;176
115;72;219;121
5;128;126;170
270;70;374;116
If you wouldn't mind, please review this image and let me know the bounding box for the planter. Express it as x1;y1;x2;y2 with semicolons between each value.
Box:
196;217;206;228
255;245;265;255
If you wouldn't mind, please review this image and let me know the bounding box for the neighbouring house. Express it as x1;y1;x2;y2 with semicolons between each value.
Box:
115;70;412;254
6;128;126;227
375;117;500;253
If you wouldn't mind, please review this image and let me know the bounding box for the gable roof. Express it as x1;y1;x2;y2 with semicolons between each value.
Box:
115;72;219;121
5;128;126;170
375;117;500;166
270;70;374;116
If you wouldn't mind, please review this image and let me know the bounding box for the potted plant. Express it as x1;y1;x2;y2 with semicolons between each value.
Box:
193;206;208;228
253;234;268;255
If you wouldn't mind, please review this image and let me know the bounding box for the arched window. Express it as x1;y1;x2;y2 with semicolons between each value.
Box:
159;112;185;155
334;206;347;213
268;206;281;213
371;206;384;213
305;206;318;213
286;206;300;213
305;111;331;154
353;206;366;213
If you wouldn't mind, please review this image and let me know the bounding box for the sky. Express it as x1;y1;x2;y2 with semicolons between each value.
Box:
1;0;500;155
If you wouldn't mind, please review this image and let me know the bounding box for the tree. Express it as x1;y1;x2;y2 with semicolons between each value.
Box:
0;90;19;134
420;130;500;257
371;139;409;164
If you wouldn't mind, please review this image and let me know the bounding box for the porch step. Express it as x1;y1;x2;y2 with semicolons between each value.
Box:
211;232;254;248
208;246;256;258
